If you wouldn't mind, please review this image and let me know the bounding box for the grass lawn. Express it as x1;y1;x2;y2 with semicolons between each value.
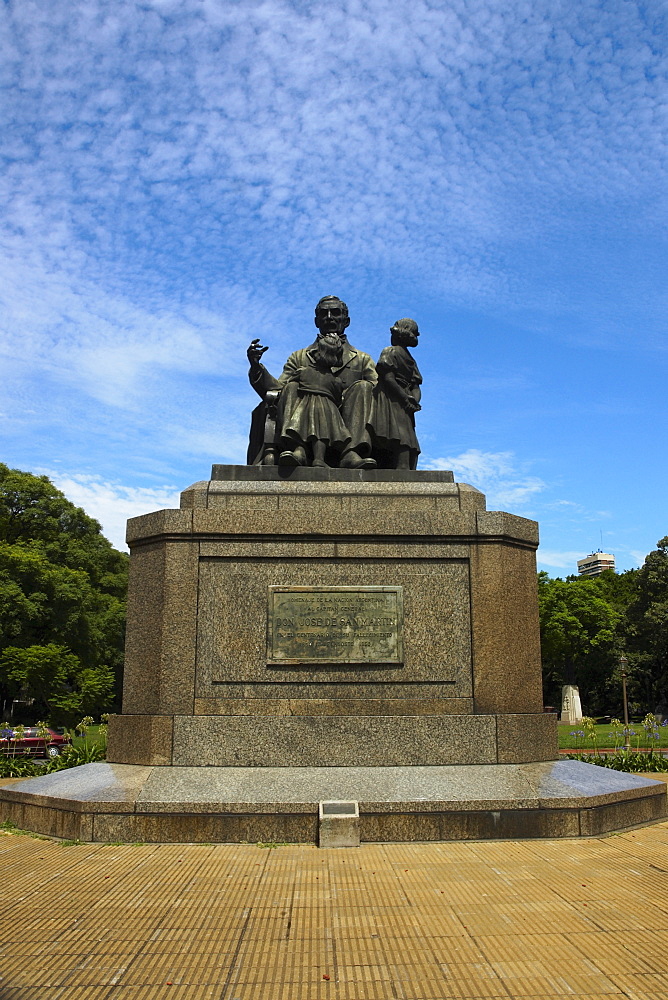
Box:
558;721;668;750
71;724;106;750
54;722;668;754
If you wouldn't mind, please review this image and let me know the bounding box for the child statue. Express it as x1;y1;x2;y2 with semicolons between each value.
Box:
371;318;422;470
280;332;352;467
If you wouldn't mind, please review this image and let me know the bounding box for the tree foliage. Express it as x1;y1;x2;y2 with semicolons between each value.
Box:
540;542;668;717
624;537;668;713
539;572;621;715
0;464;128;726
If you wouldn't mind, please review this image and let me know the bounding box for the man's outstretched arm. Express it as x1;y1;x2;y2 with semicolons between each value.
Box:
247;339;280;397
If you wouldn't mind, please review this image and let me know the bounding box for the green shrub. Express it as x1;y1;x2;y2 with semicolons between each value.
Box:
565;750;668;773
0;756;40;778
46;742;105;770
0;714;107;777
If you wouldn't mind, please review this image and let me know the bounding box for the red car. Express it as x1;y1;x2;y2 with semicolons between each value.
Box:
0;726;70;759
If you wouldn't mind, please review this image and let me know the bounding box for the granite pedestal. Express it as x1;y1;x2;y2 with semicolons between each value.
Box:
107;466;555;766
1;761;664;843
1;467;664;840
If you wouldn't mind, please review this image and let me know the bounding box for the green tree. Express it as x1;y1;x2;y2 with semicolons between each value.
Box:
589;567;639;614
624;538;668;713
539;573;621;715
0;465;128;725
0;465;127;596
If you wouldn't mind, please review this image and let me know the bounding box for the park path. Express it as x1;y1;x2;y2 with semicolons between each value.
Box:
1;815;668;999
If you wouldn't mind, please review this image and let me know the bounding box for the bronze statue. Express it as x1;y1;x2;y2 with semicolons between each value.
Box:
247;296;377;469
280;332;351;467
370;318;422;470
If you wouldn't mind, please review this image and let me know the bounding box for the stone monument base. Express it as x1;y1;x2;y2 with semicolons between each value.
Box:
4;467;664;843
107;712;557;767
0;760;664;843
106;467;559;768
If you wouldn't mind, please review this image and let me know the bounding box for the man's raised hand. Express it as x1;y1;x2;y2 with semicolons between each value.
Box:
247;338;269;367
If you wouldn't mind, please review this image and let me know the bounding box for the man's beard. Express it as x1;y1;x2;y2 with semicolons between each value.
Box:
316;334;343;367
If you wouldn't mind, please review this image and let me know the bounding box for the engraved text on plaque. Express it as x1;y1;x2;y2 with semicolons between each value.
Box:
267;586;403;665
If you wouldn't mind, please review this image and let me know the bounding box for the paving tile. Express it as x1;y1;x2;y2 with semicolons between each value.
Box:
1;825;668;998
507;994;623;999
0;939;52;959
419;968;508;998
0;991;69;1000
115;950;230;987
56;953;137;988
108;988;220;999
0;951;89;988
564;931;663;975
324;982;397;1000
52;991;122;1000
474;932;573;965
608;974;668;993
568;899;668;932
621;992;668;1000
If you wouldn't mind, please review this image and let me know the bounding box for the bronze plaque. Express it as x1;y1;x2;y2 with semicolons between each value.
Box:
267;586;403;665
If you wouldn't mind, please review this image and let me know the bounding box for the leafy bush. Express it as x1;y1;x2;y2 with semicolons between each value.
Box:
0;715;107;776
0;755;39;778
565;750;668;773
47;743;105;769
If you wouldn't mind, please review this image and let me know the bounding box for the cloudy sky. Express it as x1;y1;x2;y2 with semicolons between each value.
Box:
1;0;666;573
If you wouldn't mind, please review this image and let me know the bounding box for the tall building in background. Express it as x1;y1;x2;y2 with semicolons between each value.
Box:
577;550;616;577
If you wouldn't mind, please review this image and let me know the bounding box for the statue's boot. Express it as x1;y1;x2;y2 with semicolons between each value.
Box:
339;449;377;470
279;445;307;467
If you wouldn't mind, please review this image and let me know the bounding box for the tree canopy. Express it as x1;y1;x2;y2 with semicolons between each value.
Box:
0;464;128;726
624;537;668;713
539;542;668;718
539;571;621;715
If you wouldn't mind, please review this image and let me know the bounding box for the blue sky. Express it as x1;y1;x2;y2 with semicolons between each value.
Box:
1;0;666;572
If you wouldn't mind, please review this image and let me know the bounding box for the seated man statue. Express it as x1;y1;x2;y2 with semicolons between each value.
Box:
247;295;378;469
280;331;352;467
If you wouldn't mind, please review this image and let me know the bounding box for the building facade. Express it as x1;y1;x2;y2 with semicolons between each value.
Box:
577;550;616;577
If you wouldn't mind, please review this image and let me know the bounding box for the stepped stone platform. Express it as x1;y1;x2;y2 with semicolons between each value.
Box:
2;465;665;842
0;760;664;843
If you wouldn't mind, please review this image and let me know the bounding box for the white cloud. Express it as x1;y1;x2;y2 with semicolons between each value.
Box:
0;0;665;337
428;449;517;481
536;550;584;571
424;449;545;510
542;499;614;524
0;235;254;409
0;0;665;575
47;472;180;551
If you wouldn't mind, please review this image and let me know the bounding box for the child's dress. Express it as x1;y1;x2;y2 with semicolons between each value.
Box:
282;357;351;449
371;345;422;453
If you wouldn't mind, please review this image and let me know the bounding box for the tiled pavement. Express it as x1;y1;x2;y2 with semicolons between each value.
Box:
2;818;668;999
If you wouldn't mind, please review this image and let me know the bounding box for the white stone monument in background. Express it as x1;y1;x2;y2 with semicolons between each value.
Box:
561;684;583;724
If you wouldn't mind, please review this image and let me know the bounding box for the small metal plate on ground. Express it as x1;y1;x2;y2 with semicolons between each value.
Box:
268;586;403;665
319;800;360;848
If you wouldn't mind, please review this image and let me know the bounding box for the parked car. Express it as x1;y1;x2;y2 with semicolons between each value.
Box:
0;726;70;759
